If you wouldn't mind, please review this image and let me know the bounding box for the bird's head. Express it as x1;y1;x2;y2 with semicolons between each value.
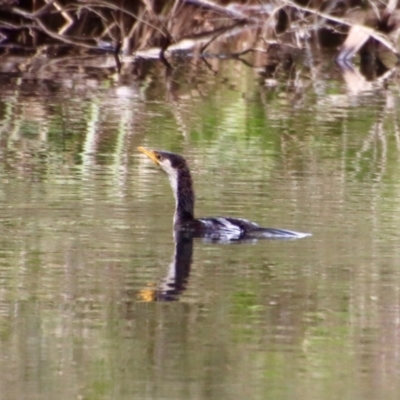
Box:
138;147;187;176
138;146;195;222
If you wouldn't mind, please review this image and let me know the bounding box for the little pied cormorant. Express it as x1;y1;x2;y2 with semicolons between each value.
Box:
138;147;311;241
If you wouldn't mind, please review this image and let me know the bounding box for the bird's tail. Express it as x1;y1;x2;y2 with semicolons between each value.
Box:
251;228;312;239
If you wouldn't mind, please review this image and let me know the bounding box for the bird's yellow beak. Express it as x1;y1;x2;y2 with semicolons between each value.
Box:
137;146;160;165
137;287;157;302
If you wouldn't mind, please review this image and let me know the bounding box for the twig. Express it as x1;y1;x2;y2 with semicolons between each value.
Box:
34;17;95;48
184;0;248;20
45;0;74;35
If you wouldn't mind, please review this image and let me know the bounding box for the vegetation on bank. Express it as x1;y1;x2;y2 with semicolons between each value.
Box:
0;0;399;64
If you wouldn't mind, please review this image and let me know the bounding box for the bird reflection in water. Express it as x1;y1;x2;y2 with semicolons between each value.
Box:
138;231;193;302
137;229;302;302
137;232;263;302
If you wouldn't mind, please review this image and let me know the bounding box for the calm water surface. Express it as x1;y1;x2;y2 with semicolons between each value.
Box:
0;54;400;399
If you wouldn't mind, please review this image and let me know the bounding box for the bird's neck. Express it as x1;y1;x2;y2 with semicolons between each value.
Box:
169;167;195;226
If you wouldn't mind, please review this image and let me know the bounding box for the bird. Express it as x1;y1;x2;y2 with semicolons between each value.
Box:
138;147;311;241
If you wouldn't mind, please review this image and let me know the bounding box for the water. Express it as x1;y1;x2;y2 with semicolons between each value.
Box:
0;53;400;399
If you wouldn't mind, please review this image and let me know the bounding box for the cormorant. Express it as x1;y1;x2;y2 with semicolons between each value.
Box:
138;147;311;241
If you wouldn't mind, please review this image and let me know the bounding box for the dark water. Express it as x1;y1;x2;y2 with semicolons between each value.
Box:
0;53;400;400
